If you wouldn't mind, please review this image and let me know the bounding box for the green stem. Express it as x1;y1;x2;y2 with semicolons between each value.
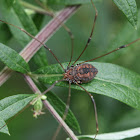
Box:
29;73;63;79
20;1;53;16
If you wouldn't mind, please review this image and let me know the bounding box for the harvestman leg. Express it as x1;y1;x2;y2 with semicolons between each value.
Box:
72;0;98;66
76;83;98;140
0;20;65;70
42;79;65;95
35;0;75;67
79;37;140;64
52;81;71;140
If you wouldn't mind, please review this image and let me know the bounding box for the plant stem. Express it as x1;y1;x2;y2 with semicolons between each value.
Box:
0;67;13;86
24;74;78;140
20;1;53;16
0;6;80;86
30;73;63;79
24;74;41;93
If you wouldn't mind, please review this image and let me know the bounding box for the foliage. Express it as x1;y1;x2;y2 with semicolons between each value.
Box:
0;0;140;140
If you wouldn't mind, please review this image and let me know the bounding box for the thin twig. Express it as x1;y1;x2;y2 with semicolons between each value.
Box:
0;6;80;86
23;74;41;93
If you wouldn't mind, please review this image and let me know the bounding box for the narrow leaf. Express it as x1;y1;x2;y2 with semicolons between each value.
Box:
66;127;140;140
0;117;9;135
12;0;38;37
0;43;30;73
112;0;137;29
0;94;37;121
33;62;140;110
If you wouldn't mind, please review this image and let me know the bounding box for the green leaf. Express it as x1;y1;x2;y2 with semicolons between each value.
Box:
0;94;37;121
47;92;81;133
0;43;30;73
33;62;140;110
66;127;140;140
12;1;38;37
0;117;9;135
47;0;101;5
112;0;137;29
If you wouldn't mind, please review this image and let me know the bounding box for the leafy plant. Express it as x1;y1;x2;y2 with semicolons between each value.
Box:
0;0;140;140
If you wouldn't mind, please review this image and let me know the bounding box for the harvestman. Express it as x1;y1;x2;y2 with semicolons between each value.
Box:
0;0;140;139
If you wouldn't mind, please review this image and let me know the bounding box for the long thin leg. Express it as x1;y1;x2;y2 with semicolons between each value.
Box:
76;83;99;140
52;81;71;140
34;0;74;67
80;37;140;64
35;0;53;15
64;25;74;67
72;0;98;65
42;79;65;95
0;20;65;70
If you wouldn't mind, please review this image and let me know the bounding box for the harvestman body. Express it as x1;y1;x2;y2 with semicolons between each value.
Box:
0;0;140;139
64;63;98;84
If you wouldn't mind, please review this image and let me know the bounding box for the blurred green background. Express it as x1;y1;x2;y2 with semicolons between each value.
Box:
0;0;140;140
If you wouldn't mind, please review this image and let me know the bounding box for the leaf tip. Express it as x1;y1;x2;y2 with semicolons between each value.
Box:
78;129;81;134
8;132;10;136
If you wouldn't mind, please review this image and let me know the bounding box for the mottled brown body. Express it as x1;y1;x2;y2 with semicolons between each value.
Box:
64;63;98;83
